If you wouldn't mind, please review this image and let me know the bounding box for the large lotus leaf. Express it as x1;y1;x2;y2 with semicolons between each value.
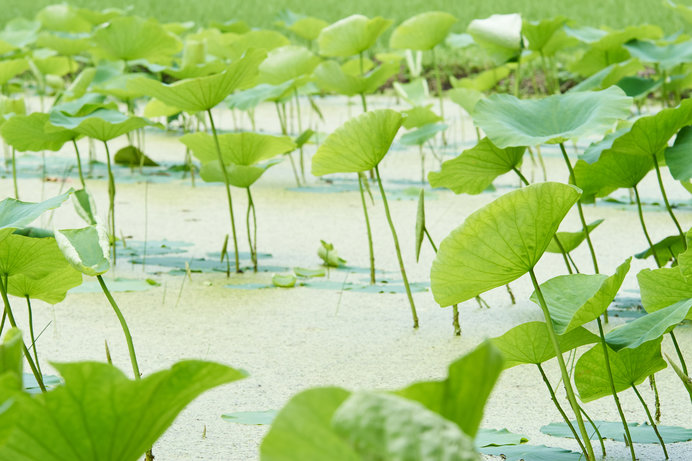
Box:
522;16;567;53
0;113;76;152
401;106;441;129
199;159;281;188
399;123;447;146
605;98;692;157
545;219;603;253
624;39;692;71
8;266;82;305
36;4;92;33
473;87;632;148
395;340;503;438
55;225;110;277
332;392;479;461
0;360;245;461
638;267;692;313
259;46;320;85
448;88;483;115
226;82;294;110
48;108;152;142
181;132;295;166
260;387;358;461
451;65;512;92
0;191;72;241
312;109;401;175
492;321;599;369
92;16;182;62
0;59;29;86
313;60;398;96
36;31;91;56
467;14;522;64
573;151;653;198
574;339;666;402
530;259;630;334
389;12;457;51
665;125;692;181
606;299;692;352
126;50;266;112
428;138;525;195
318;15;392;57
431;182;580;306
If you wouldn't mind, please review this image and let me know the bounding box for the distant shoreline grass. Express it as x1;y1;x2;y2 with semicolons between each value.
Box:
5;0;692;34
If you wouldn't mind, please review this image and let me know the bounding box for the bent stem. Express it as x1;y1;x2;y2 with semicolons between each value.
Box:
246;187;258;272
358;173;376;284
631;383;668;458
97;275;141;379
652;153;686;248
374;165;419;328
25;296;42;377
207;109;240;273
529;268;595;461
72;139;86;189
102;141;117;264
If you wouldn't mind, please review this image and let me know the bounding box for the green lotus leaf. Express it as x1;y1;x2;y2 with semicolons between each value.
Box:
272;273;297;288
0;328;23;389
32;55;72;78
400;123;447;146
529;259;630;334
667;353;692;400
0;235;75;288
55;225;110;277
113;146;158;167
259;46;320;85
8;265;82;305
312;109;402;175
446;33;475;49
0;113;76;152
575;339;666;402
0;360;245;461
389;12;457;51
0;18;40;49
393;78;429;106
580;127;631;164
0;59;29;86
428;138;525;195
573;151;653;198
52;93;109;117
48;108;153;142
92;16;182;62
318;15;392;57
74;6;128;26
318;241;346;267
678;229;692;281
492;321;599;368
638;267;692;314
624;39;692;71
332;392;479;461
541;419;692;443
0;191;72;241
224;30;289;61
314;60;398;96
665;125;692;181
569;59;644;93
635;234;686;267
227;81;294;110
617;75;661;99
545;219;604;253
395;340;503;438
467;14;522;64
126;50;266;112
143;98;181;118
181;132;295;166
199;159;282;188
0;96;25;118
473;86;632;148
276;10;329;41
522;16;568;53
448;88;483;115
36;31;91;56
401;105;441;129
91;71;156;100
72;189;98;226
36;4;92;33
431;182;580;306
606;299;692;352
451;66;512;93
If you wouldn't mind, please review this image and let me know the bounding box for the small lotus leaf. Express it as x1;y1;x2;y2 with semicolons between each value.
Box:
624;39;692;71
312;109;402;175
481;444;582;460
542;419;692;444
545;219;604;253
394;78;429;106
573;151;652;199
0;59;29;86
522;16;567;53
272;273;297;288
399;123;447;146
451;66;512;92
181;131;295;166
226;82;294;110
313;60;398;97
665;125;692;181
431;182;580;306
48;108;152;142
448;88;483;115
260;46;320;85
401;106;441;130
389;12;457;51
55;225;110;277
92;16;182;62
318;15;392;57
36;4;92;33
473;87;632;148
635;234;686;267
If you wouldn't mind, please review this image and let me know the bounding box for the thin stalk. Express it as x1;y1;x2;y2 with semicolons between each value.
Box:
419;144;425;184
506;284;516;304
11;148;18;199
514;52;522;98
529;269;595;460
72;139;86;189
431;47;447;145
207;109;240;273
475;296;491;309
275;102;287;135
634;185;660;266
534;145;548;182
596;317;637;461
97;275;141;379
559;143;600;274
652;154;686;248
102;141;117;264
0;275;45;392
358;174;376;284
25;296;42;377
669;331;688;375
375;165;419;328
359;51;368;113
294;88;306;183
246;187;258;272
578;403;607;457
287;151;301;186
452;304;460;336
0;309;6;336
650;375;661;423
424;228;437;252
536;363;586;455
631;384;668;458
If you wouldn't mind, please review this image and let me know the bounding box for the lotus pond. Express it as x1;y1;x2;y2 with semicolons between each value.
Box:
0;3;691;461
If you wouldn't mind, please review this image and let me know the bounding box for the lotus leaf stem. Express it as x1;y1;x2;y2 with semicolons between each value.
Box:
431;47;446;145
669;331;688;376
578;403;607;457
72;139;86;189
246;187;258;272
631;383;668;458
11;147;18;199
358;174;376;284
102;141;117;264
652;153;686;249
24;295;42;377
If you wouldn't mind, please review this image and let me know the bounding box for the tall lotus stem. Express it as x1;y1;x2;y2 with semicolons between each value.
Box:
246;187;258;272
652;153;686;249
11;148;18;199
631;384;668;458
72;139;86;189
431;47;446;145
358;173;376;284
24;296;42;377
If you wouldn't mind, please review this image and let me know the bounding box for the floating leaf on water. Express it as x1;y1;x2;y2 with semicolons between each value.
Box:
542;420;692;443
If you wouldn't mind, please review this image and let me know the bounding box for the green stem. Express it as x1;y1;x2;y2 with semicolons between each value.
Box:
72;139;86;189
596;317;637;461
529;269;595;461
358;174;376;285
452;304;460;336
578;403;607;458
419;144;425;184
536;363;586;455
652;153;686;249
102;141;116;264
424;228;438;252
669;331;688;375
25;296;42;377
294;89;306;183
514;52;522;98
375;165;419;328
631;384;668;459
432;47;447;145
97;275;141;379
0;275;45;392
275;102;287;135
207;109;240;274
11;148;18;199
246;187;258;273
634;185;660;267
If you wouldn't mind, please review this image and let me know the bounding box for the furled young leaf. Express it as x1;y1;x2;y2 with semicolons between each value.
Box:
0;113;76;152
666;353;692;400
317;15;392;57
0;191;72;241
92;15;182;62
181;132;295;166
473;87;632;148
318;241;346;267
332;392;479;461
0;360;245;461
638;267;692;313
530;259;630;334
492;321;599;368
431;182;580;306
389;12;457;51
606;299;692;351
428;138;525;195
55;225;110;276
467;14;522;64
127;50;266;112
395;340;503;438
545;219;603;253
312;109;402;175
48;109;152;142
665;125;692;181
259;46;320;85
574;339;666;402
